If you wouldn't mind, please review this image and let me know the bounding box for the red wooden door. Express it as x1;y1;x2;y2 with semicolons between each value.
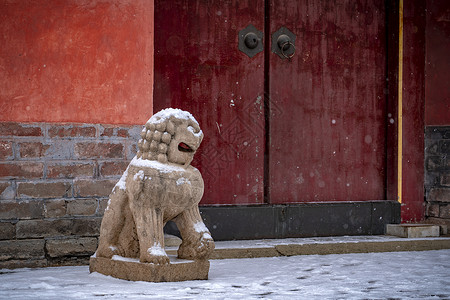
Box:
268;1;386;203
154;1;387;205
154;1;266;205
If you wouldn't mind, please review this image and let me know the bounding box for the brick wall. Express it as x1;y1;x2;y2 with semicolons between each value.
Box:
0;122;141;268
425;126;450;228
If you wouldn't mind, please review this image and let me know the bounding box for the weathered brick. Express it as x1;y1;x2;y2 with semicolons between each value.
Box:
45;237;97;258
0;222;15;240
17;181;72;199
47;162;94;178
0;259;47;269
18;142;49;158
117;128;130;138
66;199;98;216
442;174;450;186
426;202;440;217
98;198;109;215
73;179;116;197
426;156;442;171
99;125;134;138
425;140;440;155
428;188;450;202
0;200;44;219
71;217;102;236
0;162;44;179
100;127;115;137
440;204;450;219
0;239;45;260
48;124;96;138
16;217;101;238
41;140;73;159
0;141;13;160
99;161;128;176
74;142;124;159
0;122;42;137
44;199;66;218
441;140;450;155
0;181;15;200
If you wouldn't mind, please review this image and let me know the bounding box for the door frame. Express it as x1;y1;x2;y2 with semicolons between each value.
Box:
153;0;426;226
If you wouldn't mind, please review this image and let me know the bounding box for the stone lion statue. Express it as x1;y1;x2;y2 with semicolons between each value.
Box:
96;108;214;264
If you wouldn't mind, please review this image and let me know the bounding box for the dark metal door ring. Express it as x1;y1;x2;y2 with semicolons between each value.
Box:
272;27;296;60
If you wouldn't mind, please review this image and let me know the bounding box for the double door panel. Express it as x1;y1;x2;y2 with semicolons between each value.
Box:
154;0;386;205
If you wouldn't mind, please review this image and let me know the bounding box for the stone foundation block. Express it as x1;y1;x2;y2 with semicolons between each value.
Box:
46;237;98;257
90;256;210;282
0;239;45;260
386;224;440;238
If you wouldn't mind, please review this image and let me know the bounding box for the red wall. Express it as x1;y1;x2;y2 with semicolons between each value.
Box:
0;0;153;125
425;0;450;125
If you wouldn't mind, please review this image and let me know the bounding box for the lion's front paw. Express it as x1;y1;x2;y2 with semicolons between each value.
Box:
96;244;120;259
178;233;215;260
141;243;170;264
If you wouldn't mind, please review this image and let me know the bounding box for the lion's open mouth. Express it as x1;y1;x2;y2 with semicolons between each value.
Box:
178;142;194;153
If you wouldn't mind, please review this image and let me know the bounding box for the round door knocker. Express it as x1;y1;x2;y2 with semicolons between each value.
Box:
279;40;296;59
272;27;296;60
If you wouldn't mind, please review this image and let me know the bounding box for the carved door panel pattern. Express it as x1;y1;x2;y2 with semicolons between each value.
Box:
154;1;387;205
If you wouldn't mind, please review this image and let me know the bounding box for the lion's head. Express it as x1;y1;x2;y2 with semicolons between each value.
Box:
137;108;203;166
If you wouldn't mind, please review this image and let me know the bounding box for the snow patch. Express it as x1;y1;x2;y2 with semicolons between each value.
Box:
30;282;56;290
114;166;129;191
130;156;185;173
187;125;203;137
202;232;212;240
176;177;191;186
147;108;200;127
193;222;208;233
112;255;139;263
109;246;117;252
133;170;145;181
147;243;167;257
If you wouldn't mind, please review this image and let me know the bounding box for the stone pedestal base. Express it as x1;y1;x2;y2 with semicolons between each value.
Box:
89;255;210;282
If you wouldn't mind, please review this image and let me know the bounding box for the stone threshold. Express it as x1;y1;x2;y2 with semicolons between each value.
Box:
165;235;450;260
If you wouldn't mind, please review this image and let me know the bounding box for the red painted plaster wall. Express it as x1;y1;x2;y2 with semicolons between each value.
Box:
425;0;450;125
0;0;153;125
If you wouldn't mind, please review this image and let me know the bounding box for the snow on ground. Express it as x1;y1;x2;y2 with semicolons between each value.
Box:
1;250;449;299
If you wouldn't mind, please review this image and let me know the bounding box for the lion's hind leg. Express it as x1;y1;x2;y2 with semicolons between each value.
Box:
174;206;215;260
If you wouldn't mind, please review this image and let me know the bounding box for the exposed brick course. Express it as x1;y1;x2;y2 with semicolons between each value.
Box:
0;222;15;240
74;142;124;159
0;141;13;159
16;217;102;239
0;181;15;200
425;126;450;225
0;121;140;268
0;123;42;137
0;200;45;220
48;125;96;138
17;181;72;199
0;239;45;260
44;199;67;218
18;142;50;158
47;162;94;178
99;161;128;176
73;179;116;198
0;162;44;178
45;237;98;258
66;199;98;216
